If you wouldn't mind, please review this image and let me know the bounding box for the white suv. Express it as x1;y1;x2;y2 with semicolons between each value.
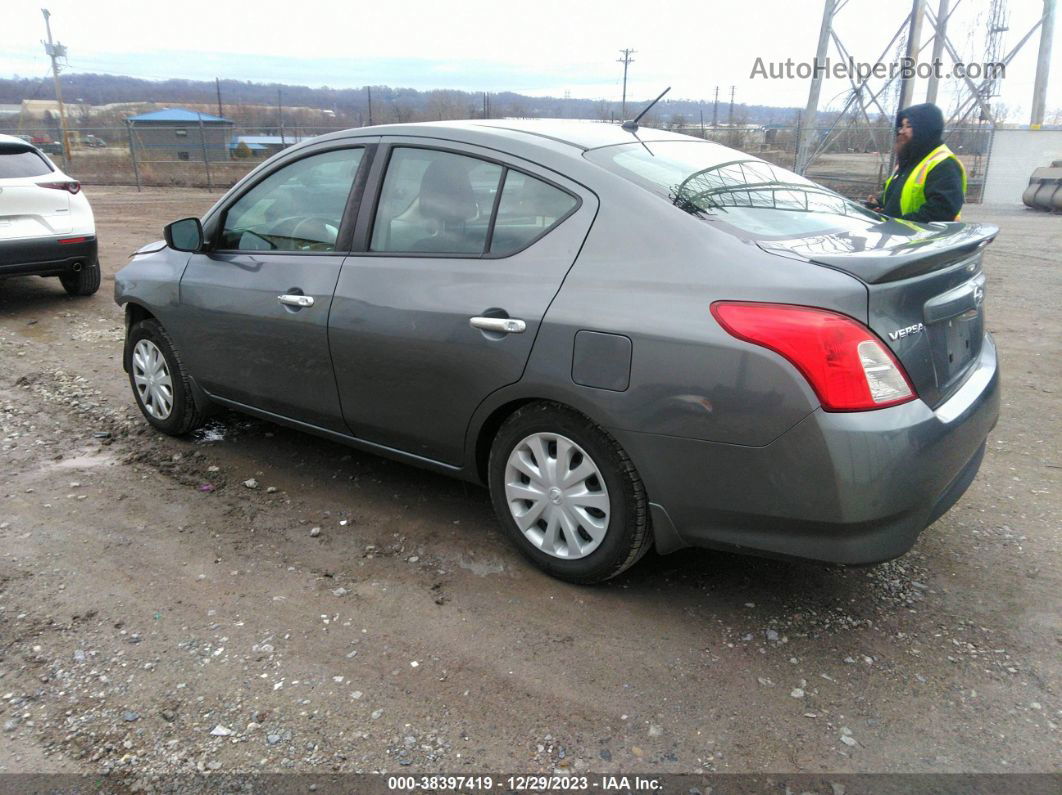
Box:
0;133;99;296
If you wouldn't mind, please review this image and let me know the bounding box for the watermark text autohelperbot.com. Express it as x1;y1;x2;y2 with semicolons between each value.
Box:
750;56;1005;81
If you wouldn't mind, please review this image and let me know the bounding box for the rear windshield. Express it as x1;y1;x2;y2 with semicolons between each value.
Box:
0;146;54;178
585;140;881;238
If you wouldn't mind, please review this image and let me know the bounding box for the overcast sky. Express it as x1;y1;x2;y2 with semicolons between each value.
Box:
4;0;1059;121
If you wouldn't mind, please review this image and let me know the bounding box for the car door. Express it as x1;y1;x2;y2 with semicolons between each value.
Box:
176;144;371;431
328;139;598;465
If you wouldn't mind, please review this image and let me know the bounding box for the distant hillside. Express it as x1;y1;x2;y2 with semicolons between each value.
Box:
0;72;807;127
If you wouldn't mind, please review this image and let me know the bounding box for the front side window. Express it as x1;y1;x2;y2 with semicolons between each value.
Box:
371;148;502;254
217;147;364;252
0;146;53;178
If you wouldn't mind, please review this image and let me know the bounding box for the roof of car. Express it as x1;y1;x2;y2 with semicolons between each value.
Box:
0;133;35;147
321;118;701;155
439;119;698;151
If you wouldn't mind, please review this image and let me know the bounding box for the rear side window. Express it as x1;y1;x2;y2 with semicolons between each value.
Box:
0;147;53;178
490;171;578;255
371;148;502;254
371;147;577;256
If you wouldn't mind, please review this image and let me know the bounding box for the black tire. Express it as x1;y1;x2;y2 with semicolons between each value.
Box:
125;318;205;436
59;258;101;296
488;402;651;584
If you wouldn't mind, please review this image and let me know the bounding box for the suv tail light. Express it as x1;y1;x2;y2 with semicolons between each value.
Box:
39;180;81;194
711;302;916;411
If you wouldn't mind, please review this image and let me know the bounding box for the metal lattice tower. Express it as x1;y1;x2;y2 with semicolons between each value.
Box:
983;0;1010;102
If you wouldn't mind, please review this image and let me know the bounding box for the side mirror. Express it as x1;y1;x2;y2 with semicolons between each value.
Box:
164;217;204;252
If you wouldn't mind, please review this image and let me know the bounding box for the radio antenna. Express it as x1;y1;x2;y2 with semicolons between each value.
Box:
622;86;671;131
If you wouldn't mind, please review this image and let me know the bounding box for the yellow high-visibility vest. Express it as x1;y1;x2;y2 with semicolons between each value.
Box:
883;144;967;221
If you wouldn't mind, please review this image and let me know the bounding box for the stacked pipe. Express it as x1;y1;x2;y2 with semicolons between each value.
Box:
1022;161;1062;210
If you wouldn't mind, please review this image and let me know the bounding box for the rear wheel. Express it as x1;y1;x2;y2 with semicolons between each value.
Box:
488;402;651;584
126;318;204;435
59;258;101;296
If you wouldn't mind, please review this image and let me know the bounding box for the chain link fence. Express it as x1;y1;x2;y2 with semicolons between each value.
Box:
2;121;992;202
1;123;352;191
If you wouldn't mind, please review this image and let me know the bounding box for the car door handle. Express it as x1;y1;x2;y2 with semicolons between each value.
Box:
278;294;315;308
470;316;526;334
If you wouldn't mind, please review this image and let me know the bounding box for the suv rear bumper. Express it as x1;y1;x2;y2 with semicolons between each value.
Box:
616;334;1001;564
0;235;98;278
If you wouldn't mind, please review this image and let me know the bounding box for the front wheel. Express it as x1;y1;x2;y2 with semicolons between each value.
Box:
488;402;652;584
126;318;204;435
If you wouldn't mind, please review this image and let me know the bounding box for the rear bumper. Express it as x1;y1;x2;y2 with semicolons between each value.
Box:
616;334;1001;564
0;235;98;278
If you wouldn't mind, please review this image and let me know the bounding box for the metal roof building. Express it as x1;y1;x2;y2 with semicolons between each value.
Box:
126;107;234;162
126;108;233;124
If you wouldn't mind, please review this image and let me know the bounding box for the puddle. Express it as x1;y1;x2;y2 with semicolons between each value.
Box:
193;420;227;444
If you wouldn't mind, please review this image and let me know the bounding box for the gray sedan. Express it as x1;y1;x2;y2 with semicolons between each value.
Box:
115;120;1000;583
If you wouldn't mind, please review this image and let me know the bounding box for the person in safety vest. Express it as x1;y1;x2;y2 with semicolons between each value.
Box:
866;102;967;222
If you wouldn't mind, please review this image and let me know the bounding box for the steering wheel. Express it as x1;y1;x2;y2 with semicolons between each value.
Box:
269;215;338;250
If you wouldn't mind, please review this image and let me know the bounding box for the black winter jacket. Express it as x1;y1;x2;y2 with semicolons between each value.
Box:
879;103;965;223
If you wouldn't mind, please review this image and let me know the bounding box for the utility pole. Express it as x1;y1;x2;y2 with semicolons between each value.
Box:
617;48;636;117
1031;0;1056;127
215;78;224;118
366;86;373;126
796;0;836;174
40;9;72;163
925;0;950;103
483;91;488;119
712;86;719;127
898;0;926;111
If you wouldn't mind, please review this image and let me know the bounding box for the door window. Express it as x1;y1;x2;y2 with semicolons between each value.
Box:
217;148;364;252
489;171;578;255
371;148;502;254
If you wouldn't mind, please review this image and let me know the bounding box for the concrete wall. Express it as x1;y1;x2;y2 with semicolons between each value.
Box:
131;123;233;162
983;129;1062;205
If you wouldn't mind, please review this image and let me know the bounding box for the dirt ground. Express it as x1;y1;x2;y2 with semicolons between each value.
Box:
0;187;1058;782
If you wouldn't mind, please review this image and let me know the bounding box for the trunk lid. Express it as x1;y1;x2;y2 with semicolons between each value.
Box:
759;219;997;408
0;181;72;239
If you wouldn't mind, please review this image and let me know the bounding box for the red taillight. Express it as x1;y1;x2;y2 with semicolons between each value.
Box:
58;236;88;245
711;301;916;411
39;180;80;194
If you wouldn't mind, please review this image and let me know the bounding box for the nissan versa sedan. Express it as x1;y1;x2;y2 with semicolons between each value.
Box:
114;120;1000;583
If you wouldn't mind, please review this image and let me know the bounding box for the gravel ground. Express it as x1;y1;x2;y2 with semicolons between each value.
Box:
0;188;1058;783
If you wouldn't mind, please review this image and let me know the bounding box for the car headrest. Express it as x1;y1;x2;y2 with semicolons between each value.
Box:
419;158;475;224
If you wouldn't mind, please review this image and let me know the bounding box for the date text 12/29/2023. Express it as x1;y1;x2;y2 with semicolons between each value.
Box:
387;775;663;791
